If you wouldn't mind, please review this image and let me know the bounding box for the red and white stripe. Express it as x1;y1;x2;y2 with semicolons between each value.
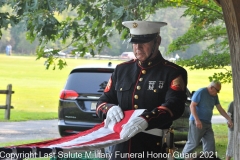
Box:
7;109;145;152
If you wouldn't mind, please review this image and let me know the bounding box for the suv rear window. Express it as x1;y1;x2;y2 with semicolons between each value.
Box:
64;72;112;94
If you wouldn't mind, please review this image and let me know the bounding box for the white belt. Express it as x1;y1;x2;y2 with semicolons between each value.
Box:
143;128;164;136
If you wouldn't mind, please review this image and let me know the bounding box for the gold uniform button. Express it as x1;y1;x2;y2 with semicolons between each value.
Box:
139;78;143;81
138;61;142;65
146;115;149;118
156;142;160;145
134;105;138;109
134;95;138;99
152;111;155;114
137;86;141;90
142;70;146;74
120;88;122;91
148;62;152;65
154;89;157;92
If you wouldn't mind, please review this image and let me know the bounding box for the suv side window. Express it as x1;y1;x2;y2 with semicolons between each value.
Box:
65;72;112;94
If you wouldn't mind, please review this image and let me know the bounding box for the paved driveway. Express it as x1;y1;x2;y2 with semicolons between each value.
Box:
0;119;60;144
0;116;226;145
212;115;226;124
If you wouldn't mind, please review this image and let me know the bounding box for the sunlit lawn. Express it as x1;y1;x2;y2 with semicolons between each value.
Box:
0;54;124;121
0;54;233;121
0;54;233;159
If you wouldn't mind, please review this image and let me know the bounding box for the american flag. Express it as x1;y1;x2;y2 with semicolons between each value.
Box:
0;110;145;159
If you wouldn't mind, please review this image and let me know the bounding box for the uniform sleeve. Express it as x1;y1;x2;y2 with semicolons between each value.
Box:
96;70;119;121
139;68;188;129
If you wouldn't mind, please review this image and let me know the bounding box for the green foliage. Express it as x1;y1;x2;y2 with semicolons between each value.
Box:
0;0;232;83
166;1;226;52
0;2;19;37
177;52;230;70
165;0;231;83
1;0;179;69
176;51;232;83
167;26;227;53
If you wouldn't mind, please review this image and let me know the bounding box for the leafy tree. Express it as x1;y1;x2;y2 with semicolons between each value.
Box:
166;0;231;83
0;0;231;82
1;0;166;68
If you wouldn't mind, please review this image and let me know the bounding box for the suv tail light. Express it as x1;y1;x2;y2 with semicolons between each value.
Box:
60;90;79;100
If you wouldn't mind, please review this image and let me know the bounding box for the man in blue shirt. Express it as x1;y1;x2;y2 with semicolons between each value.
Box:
182;81;233;156
5;44;12;55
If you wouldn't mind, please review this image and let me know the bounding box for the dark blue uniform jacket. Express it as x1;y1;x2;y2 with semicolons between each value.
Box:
96;52;188;160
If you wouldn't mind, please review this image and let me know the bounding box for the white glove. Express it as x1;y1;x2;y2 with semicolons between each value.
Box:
120;117;148;139
104;105;124;128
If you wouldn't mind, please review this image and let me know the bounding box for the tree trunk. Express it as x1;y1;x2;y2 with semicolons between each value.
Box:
219;0;240;159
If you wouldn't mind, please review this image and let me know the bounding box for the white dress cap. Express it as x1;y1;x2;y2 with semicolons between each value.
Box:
122;21;167;35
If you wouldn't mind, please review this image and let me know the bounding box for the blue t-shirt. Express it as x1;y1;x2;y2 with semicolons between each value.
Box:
189;87;220;124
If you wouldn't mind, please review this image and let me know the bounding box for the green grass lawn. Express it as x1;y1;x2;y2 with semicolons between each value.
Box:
0;54;233;159
0;54;124;121
0;54;233;121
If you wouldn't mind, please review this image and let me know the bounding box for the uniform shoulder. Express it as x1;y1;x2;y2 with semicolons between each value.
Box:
162;60;187;72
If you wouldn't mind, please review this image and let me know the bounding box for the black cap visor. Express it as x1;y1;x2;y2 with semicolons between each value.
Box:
128;33;158;44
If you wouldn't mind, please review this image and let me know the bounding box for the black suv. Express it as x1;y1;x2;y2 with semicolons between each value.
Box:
58;63;191;141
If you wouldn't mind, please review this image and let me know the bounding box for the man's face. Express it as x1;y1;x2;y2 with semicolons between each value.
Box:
132;36;160;62
210;84;221;96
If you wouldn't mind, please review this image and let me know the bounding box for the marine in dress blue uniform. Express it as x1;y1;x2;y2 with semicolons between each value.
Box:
96;21;188;160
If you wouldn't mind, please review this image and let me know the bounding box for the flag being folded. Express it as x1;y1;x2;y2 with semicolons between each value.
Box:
0;109;145;159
